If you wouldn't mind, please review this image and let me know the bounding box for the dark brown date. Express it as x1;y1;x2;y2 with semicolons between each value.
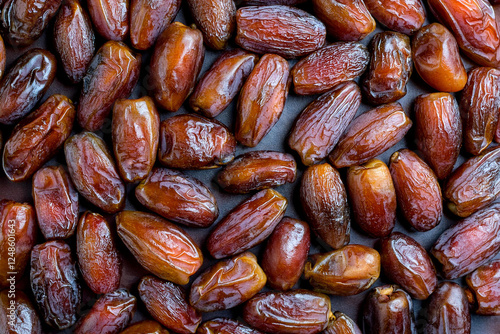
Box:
112;97;160;183
120;320;169;334
196;318;264;334
158;114;236;169
207;189;287;259
292;42;369;95
116;211;203;285
238;0;306;4
0;290;41;334
466;259;500;315
30;240;80;330
87;0;128;40
0;34;5;80
288;81;361;166
300;163;350;249
235;5;326;58
216;151;296;193
235;53;289;147
138;275;202;334
364;0;425;35
78;41;141;131
64;132;125;214
3;94;75;182
135;167;218;227
329;102;412;168
322;312;361;334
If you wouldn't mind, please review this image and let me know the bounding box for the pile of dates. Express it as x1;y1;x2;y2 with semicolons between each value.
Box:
1;0;500;333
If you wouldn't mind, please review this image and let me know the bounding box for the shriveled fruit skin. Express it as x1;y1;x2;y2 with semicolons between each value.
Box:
0;35;4;80
196;318;264;334
0;289;42;334
120;320;170;334
322;312;362;334
87;0;129;41
364;0;426;35
466;259;500;315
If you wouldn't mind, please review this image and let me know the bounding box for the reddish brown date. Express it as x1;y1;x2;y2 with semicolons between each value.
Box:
243;290;332;334
0;48;56;124
54;0;95;83
64;132;125;214
135;167;219;227
236;54;289;147
112;97;160;183
466;259;500;315
87;0;128;40
292;42;369;95
190;49;258;118
158;114;236;169
322;312;361;334
150;22;204;112
196;318;264;334
329;102;412;168
139;275;202;334
288;81;361;166
207;189;287;259
0;34;5;80
364;0;425;35
362;31;412;105
301;163;350;249
120;320;169;334
78;41;141;131
0;289;41;334
3;94;75;182
216;151;296;193
238;0;306;4
116;211;203;285
30;240;80;330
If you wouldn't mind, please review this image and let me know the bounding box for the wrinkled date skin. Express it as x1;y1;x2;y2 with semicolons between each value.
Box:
389;149;442;232
216;151;297;193
135;167;219;227
364;0;425;35
239;0;306;4
0;33;5;80
78;41;141;131
236;54;289;147
301;163;350;249
116;211;203;285
74;289;136;334
64;132;126;214
362;285;415;334
329;102;412;168
323;312;362;334
0;290;41;334
190;49;258;118
362;31;412;105
158;114;236;169
460;67;500;155
121;320;170;334
424;282;471;334
261;218;310;291
112;97;160;183
197;318;264;334
380;232;437;300
87;0;128;40
138;275;202;334
288;81;361;166
150;22;204;112
346;159;396;238
33;166;78;240
189;252;267;312
0;0;62;46
431;203;500;279
0;200;36;288
207;189;287;259
0;48;56;124
30;241;80;330
415;93;462;180
304;245;381;296
243;290;332;334
3;94;75;182
54;0;95;83
466;259;500;315
292;42;369;95
77;212;122;294
130;0;181;50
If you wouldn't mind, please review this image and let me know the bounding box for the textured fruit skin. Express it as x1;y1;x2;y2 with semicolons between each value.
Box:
116;211;203;285
30;240;80;330
235;5;326;58
120;320;170;334
431;203;500;279
239;0;306;4
0;34;5;81
87;0;128;40
322;312;362;334
364;0;425;35
466;259;500;315
235;53;290;147
0;289;42;334
301;163;350;249
292;42;369;95
288;81;361;166
138;275;202;334
196;318;264;334
3;95;75;182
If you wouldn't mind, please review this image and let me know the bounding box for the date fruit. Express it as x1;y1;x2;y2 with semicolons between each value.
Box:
197;318;264;334
364;0;425;35
87;0;128;40
120;320;169;334
465;259;500;315
0;289;41;334
0;35;4;80
323;312;361;334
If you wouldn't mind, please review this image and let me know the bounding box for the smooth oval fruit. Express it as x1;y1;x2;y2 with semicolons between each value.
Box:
0;289;41;334
87;0;128;40
364;0;425;35
196;318;264;334
120;320;170;334
322;312;361;334
465;259;500;315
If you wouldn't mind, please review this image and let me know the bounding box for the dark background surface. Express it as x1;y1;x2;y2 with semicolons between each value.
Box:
1;2;500;333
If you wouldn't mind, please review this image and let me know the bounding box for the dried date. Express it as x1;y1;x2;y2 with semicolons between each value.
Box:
465;259;500;315
196;318;264;334
364;0;425;35
0;290;41;334
322;312;361;334
120;320;169;334
87;0;128;40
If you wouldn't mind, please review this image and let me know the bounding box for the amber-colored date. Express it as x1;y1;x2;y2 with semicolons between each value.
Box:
0;290;41;334
139;275;202;334
3;94;75;182
120;320;169;334
196;318;264;334
466;259;500;315
288;81;361;166
364;0;425;35
216;151;296;193
116;211;203;285
65;132;125;214
207;189;287;259
135;167;219;227
158;114;236;169
87;0;128;40
322;312;361;334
